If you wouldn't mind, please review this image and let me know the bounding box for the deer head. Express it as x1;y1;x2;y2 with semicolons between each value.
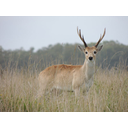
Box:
77;27;106;62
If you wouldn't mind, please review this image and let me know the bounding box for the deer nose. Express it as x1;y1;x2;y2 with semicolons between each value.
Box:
89;57;93;61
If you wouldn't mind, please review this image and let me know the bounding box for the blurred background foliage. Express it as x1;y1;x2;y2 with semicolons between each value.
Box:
0;40;128;71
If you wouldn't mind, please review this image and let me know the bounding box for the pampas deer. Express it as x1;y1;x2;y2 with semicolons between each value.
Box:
38;27;106;97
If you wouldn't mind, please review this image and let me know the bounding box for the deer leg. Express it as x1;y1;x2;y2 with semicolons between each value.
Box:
74;87;80;97
36;80;47;99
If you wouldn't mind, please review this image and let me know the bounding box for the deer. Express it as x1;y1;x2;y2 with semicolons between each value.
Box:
37;27;106;97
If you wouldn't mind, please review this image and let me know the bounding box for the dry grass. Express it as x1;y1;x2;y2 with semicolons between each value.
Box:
0;63;128;112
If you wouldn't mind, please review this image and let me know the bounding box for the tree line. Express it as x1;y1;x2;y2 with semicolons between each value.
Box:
0;40;128;71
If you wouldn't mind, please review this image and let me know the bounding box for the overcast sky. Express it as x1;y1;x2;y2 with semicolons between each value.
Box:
0;16;128;51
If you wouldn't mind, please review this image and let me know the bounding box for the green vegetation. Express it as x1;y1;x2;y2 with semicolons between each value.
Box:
0;40;128;112
0;40;128;70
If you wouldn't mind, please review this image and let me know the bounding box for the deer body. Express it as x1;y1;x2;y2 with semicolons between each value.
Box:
38;27;106;97
38;63;94;96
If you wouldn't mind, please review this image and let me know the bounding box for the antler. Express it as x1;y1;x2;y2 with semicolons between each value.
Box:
77;27;88;47
95;28;106;47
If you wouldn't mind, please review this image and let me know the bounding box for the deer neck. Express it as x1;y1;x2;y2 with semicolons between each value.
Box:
82;59;95;80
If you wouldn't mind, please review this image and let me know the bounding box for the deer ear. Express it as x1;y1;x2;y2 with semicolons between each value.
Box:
97;45;103;51
78;45;85;52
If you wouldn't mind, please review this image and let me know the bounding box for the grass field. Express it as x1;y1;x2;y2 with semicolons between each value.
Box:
0;62;128;112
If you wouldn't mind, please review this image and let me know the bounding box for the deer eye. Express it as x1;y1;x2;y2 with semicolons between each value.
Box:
94;51;97;54
85;51;88;54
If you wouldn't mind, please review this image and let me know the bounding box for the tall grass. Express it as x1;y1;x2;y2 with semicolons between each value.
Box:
0;60;128;112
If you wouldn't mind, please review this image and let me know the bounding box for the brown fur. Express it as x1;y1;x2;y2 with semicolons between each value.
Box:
37;28;105;97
